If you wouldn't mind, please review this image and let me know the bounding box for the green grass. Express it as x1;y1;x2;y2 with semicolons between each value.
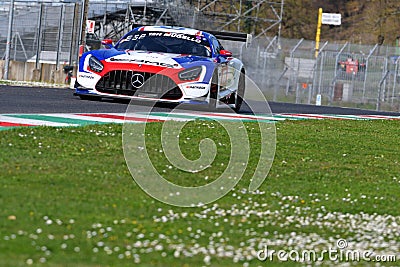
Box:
1;120;400;266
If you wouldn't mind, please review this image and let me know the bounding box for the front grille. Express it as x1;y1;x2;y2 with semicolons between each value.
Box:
95;70;182;100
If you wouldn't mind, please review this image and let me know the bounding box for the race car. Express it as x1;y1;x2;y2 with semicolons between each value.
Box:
335;52;366;80
74;26;251;111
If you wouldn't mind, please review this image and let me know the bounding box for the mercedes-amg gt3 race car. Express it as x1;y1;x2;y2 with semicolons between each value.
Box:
74;26;251;111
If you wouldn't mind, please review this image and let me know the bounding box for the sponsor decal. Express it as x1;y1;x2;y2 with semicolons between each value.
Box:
78;74;95;79
109;57;180;69
120;32;204;44
162;32;202;43
137;93;158;98
185;85;207;90
119;33;147;43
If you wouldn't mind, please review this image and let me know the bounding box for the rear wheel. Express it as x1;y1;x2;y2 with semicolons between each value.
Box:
233;70;245;112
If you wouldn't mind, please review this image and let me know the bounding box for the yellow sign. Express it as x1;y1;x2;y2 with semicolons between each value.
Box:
315;8;323;58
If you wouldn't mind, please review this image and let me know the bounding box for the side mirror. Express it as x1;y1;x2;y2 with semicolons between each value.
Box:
219;50;233;57
101;39;113;49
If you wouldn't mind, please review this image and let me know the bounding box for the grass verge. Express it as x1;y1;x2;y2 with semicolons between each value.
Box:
1;120;399;266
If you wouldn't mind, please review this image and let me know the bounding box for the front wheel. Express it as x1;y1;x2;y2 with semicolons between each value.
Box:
208;72;219;110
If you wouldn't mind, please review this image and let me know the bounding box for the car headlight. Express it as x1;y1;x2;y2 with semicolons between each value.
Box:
88;56;104;73
178;66;202;81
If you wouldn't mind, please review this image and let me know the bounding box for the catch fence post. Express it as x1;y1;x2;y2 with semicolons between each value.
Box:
35;4;44;70
311;41;328;104
286;38;303;96
392;56;400;107
362;44;378;101
4;0;15;80
56;5;65;70
376;70;389;111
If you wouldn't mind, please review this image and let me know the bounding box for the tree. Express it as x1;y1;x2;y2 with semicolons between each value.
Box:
279;0;400;45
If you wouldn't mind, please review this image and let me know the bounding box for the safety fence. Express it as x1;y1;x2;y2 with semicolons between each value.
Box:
0;1;132;66
232;38;400;112
0;2;81;66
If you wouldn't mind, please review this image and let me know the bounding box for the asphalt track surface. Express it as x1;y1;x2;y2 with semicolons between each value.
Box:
1;85;400;116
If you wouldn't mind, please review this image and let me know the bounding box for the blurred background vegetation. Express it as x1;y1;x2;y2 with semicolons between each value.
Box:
282;0;400;45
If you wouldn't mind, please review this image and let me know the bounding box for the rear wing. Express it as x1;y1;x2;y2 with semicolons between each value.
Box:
128;25;253;47
207;30;252;47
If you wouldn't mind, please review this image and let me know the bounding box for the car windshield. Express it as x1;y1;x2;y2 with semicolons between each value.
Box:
115;31;212;57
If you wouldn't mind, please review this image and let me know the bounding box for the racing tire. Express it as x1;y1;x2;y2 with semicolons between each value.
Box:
208;71;219;110
233;70;245;113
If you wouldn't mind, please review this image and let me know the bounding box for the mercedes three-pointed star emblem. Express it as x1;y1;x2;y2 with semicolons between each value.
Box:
131;73;145;89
